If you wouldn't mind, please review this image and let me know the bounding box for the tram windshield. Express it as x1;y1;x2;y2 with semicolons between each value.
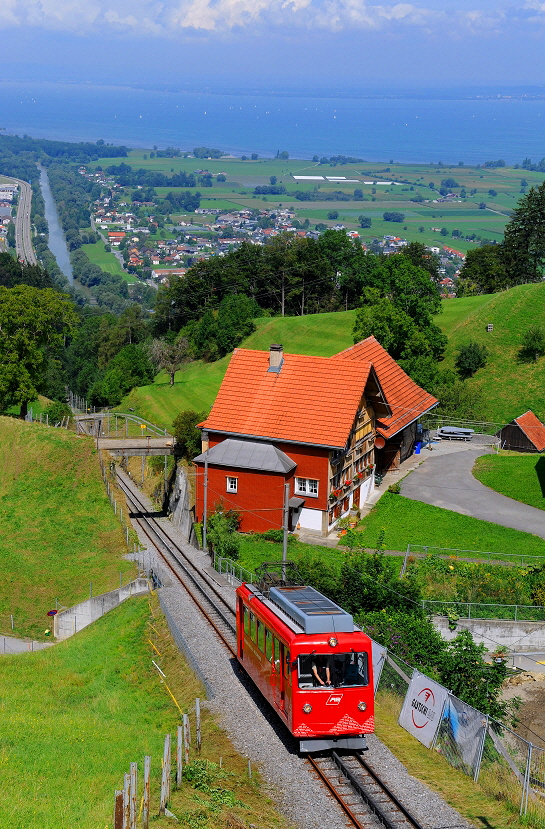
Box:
297;652;369;689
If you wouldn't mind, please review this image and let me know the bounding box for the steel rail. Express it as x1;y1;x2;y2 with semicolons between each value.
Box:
351;752;426;829
116;473;424;829
116;474;237;655
308;751;425;829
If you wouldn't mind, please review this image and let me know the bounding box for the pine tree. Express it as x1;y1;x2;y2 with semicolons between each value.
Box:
502;179;545;284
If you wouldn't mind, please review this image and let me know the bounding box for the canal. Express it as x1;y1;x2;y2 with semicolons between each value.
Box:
38;165;73;284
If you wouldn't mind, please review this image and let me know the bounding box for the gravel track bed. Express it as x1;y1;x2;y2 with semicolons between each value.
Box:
122;472;474;829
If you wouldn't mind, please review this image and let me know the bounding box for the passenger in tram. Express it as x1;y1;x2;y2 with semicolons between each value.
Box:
311;655;332;686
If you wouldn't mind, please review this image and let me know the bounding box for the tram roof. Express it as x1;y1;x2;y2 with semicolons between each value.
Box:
269;585;354;634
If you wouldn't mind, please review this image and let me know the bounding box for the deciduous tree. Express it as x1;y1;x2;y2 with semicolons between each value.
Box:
0;286;78;417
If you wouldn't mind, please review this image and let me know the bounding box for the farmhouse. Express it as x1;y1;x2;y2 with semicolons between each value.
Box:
194;338;438;536
497;411;545;452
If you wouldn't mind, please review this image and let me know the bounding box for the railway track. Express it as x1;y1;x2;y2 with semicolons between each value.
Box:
309;752;426;829
115;471;237;655
115;470;425;829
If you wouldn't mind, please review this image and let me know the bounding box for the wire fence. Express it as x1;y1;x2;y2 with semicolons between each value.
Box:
422;600;545;622
404;543;545;569
374;645;545;820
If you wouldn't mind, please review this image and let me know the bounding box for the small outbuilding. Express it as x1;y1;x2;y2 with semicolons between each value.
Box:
497;410;545;452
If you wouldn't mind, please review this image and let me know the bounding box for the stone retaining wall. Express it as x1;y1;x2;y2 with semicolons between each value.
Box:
53;578;150;640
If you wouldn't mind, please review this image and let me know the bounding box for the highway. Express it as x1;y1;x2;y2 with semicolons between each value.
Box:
2;175;37;265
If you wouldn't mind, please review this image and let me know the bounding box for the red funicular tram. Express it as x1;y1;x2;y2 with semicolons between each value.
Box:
236;575;374;752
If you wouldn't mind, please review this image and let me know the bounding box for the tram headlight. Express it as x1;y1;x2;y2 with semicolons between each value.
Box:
328;637;338;647
357;701;367;712
302;703;313;714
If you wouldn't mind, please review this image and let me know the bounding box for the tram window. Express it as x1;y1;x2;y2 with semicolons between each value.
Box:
284;651;291;682
257;620;265;652
265;628;273;661
249;612;256;641
273;637;281;671
297;652;369;689
243;606;250;635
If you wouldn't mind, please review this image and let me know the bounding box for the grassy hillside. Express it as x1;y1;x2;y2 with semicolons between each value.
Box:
0;595;287;829
124;310;357;427
125;281;545;430
0;418;133;638
435;282;545;423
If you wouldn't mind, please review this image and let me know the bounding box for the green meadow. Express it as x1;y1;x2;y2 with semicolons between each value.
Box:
91;151;545;249
82;241;136;282
0;418;134;638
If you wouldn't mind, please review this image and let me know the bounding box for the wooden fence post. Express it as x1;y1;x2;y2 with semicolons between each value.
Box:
130;762;137;829
123;773;131;829
159;734;171;814
114;790;123;829
176;725;183;787
142;756;151;829
196;698;201;753
183;713;190;765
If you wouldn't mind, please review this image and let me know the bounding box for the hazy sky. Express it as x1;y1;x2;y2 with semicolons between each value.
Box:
3;0;545;88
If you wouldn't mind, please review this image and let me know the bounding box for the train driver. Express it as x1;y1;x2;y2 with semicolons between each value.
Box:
311;655;333;686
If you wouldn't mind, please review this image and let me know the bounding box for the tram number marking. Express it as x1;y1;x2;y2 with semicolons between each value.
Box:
326;694;343;705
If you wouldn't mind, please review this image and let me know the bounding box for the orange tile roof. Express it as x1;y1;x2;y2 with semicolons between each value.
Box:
200;349;372;448
514;411;545;451
335;337;438;439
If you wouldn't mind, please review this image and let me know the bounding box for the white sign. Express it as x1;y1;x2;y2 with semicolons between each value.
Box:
370;638;388;694
398;670;449;748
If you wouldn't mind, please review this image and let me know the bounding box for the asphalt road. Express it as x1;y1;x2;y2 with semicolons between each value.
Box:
2;174;37;265
401;447;545;540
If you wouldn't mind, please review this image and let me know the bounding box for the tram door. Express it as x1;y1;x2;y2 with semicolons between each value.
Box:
278;641;286;712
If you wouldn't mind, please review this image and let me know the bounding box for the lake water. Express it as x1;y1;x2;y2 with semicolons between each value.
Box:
2;81;545;166
38;165;74;283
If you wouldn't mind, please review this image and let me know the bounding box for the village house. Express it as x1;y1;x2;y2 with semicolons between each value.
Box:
194;339;438;536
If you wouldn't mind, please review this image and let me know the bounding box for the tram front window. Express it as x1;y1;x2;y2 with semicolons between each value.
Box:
297;653;369;689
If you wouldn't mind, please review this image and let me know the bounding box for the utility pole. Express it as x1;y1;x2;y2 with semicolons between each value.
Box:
282;482;290;582
202;430;209;554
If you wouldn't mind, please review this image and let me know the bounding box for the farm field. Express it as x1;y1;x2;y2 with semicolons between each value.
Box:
92;151;545;248
0;418;134;639
82;241;136;283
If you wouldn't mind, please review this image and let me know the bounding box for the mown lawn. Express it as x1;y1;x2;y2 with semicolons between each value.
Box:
0;417;134;638
473;452;545;511
356;492;545;557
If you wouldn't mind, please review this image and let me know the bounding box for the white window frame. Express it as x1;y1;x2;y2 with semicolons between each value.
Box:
226;476;238;493
295;477;319;497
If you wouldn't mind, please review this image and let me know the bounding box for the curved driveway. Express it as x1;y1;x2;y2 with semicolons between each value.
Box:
401;447;545;540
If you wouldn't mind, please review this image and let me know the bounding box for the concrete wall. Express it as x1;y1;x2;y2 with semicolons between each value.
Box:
169;465;198;546
54;578;150;640
432;614;545;651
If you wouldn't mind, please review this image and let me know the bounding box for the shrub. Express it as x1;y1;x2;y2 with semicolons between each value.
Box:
383;211;405;222
519;325;545;362
455;341;488;378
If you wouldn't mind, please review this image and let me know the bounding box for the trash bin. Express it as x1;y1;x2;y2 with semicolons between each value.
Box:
414;442;421;454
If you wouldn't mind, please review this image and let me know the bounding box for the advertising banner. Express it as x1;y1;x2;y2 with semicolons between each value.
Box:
370;638;388;694
435;695;488;778
398;670;449;748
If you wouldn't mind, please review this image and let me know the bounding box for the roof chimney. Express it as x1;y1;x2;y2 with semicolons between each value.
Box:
268;343;284;373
